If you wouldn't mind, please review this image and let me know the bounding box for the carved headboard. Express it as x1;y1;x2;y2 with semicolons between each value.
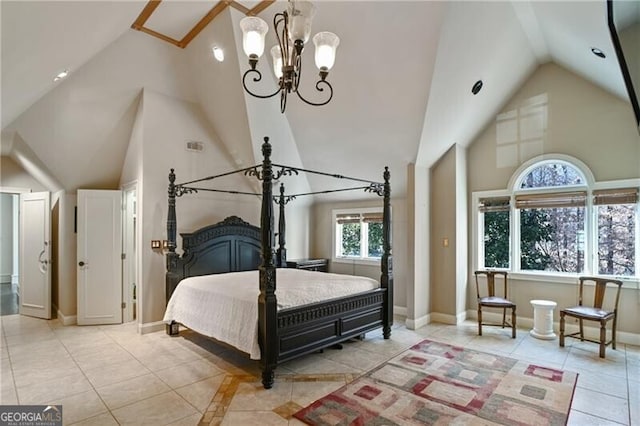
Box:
166;216;261;302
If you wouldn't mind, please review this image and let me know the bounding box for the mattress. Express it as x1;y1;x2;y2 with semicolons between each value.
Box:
163;268;380;359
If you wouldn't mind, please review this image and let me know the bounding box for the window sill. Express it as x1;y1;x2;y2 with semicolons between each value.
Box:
506;271;640;289
332;257;380;267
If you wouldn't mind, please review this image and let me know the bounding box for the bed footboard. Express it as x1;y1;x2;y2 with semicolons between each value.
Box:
276;289;386;362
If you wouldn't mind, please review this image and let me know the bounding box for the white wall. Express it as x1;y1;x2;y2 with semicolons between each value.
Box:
430;146;457;319
139;89;263;326
406;163;430;328
56;193;77;320
0;156;47;191
120;93;144;188
455;145;467;319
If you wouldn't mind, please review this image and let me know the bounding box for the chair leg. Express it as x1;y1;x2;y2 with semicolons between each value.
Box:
612;315;617;350
579;319;584;341
559;312;565;347
511;307;516;339
478;307;482;336
599;320;606;358
502;308;506;329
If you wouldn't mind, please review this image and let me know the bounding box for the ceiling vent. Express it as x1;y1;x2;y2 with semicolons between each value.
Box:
186;141;204;152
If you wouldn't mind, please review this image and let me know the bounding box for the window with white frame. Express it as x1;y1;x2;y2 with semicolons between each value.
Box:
594;188;637;276
333;208;383;262
475;158;639;278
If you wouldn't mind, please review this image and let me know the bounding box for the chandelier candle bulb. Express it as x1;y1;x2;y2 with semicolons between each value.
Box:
240;17;268;59
287;1;316;43
313;32;340;71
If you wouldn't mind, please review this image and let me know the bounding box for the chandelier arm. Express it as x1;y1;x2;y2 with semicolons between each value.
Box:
280;88;288;113
242;69;282;99
293;53;302;92
295;79;334;106
275;12;289;69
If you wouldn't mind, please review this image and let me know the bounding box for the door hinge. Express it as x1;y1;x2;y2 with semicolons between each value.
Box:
121;253;126;260
121;302;126;309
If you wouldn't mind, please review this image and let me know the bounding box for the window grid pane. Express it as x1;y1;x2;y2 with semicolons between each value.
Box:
483;210;510;268
519;207;585;273
340;223;361;256
597;204;636;276
367;222;383;258
520;163;584;189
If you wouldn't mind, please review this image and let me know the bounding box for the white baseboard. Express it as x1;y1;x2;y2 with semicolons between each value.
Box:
617;331;640;346
406;313;430;330
429;312;459;325
465;309;639;346
57;309;77;326
0;274;11;284
393;305;407;318
139;321;165;335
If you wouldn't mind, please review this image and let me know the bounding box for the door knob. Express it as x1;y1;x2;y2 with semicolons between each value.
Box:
78;261;85;267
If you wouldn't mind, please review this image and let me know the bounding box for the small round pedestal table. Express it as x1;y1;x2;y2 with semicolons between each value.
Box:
530;299;557;340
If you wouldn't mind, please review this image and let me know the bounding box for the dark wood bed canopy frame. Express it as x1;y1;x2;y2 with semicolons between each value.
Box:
165;137;393;389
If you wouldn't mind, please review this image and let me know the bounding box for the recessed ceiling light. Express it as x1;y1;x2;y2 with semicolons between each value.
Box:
591;47;606;58
53;69;69;82
212;46;224;62
472;80;483;95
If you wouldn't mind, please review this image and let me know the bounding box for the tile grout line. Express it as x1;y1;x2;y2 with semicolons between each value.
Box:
48;321;116;423
1;320;20;405
625;344;632;426
99;328;228;423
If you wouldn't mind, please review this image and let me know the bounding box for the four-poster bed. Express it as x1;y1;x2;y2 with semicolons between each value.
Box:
164;137;393;389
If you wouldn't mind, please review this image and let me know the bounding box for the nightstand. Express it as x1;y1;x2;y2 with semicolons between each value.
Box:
286;258;329;272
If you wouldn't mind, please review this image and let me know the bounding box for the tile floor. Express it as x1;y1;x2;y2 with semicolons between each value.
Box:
0;314;638;425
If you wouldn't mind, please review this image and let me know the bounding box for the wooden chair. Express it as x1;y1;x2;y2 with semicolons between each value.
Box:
559;276;623;358
474;270;516;338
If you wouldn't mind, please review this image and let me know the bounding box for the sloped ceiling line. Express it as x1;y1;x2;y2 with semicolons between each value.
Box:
131;0;274;49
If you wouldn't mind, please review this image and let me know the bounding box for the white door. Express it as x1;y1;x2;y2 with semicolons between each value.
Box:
77;190;122;325
19;192;51;319
122;185;137;322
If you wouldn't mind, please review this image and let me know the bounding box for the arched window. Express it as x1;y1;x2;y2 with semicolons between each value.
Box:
517;161;585;189
515;160;588;274
475;156;639;278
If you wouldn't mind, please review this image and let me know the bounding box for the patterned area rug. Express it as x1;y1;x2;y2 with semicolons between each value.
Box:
294;339;577;425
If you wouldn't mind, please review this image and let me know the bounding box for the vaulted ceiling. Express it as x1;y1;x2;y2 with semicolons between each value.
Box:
0;1;631;199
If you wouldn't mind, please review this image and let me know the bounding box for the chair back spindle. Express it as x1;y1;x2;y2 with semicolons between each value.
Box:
475;270;508;299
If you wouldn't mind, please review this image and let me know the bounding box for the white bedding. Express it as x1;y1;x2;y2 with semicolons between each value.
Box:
163;268;380;359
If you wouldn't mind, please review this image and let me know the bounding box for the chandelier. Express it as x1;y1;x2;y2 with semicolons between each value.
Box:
239;1;340;113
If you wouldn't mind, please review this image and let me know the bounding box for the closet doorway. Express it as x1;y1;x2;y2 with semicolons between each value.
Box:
0;193;19;315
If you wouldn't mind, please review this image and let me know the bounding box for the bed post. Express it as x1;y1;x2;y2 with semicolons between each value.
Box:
258;137;278;389
381;166;394;339
166;169;180;335
276;183;287;268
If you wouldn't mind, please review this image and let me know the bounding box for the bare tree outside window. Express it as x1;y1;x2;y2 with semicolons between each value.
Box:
598;204;636;276
479;159;637;277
